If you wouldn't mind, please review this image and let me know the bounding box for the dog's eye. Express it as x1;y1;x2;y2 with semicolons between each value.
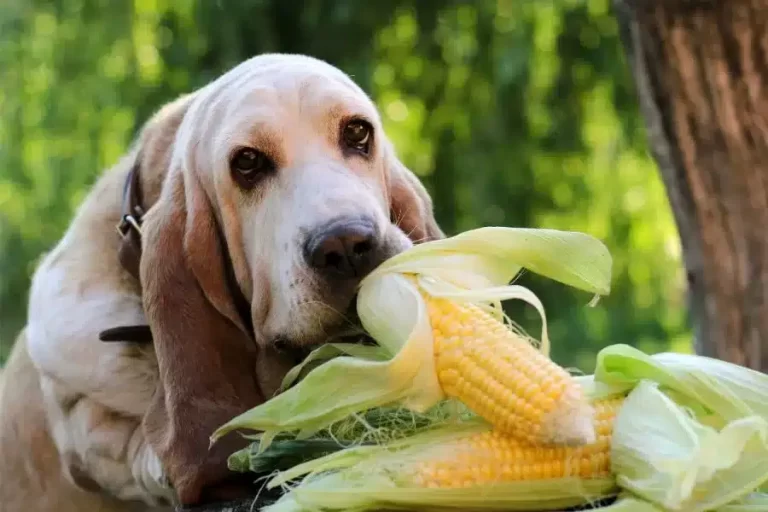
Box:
342;119;372;155
230;148;273;188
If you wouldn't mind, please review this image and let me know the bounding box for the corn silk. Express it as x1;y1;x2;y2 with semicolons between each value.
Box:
210;227;768;512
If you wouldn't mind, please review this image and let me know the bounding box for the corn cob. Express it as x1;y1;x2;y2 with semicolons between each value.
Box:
408;396;622;489
425;295;596;446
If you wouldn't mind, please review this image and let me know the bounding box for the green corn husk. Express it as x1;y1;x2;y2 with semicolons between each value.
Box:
596;493;768;512
255;345;768;512
227;403;473;475
211;227;612;449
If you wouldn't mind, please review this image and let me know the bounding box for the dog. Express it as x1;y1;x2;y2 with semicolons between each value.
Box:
0;53;442;512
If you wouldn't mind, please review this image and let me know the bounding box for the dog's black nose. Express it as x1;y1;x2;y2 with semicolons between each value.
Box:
305;218;383;279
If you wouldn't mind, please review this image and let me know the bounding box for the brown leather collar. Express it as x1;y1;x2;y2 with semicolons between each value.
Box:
116;158;146;282
99;159;255;344
99;159;153;344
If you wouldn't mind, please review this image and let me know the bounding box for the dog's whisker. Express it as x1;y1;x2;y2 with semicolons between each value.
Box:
302;300;362;332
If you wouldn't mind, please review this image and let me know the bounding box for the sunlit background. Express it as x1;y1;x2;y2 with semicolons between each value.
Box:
0;0;691;371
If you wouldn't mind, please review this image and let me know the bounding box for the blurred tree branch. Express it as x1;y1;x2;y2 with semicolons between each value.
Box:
615;0;768;370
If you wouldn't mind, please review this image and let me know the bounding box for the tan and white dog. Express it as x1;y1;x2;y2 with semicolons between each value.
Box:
0;54;442;512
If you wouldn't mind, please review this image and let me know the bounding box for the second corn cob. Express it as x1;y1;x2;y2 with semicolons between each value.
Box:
407;396;623;489
424;294;597;446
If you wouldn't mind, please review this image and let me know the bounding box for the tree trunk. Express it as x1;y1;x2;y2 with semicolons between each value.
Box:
614;0;768;371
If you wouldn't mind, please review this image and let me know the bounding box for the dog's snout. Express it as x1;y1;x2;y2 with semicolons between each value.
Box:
305;218;384;279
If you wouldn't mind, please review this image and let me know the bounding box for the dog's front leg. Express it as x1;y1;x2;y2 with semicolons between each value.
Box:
38;375;174;506
26;267;176;507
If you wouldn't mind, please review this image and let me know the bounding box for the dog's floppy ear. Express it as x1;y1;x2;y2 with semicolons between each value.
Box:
385;143;444;243
138;102;264;505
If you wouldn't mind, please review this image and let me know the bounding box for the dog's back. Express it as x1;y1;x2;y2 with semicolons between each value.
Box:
0;331;154;512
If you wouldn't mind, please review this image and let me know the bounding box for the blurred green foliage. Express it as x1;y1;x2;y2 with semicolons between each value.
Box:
0;0;691;371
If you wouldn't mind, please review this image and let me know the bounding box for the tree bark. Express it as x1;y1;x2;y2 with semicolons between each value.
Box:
614;0;768;371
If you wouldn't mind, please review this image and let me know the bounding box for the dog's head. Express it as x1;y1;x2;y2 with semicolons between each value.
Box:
134;54;442;505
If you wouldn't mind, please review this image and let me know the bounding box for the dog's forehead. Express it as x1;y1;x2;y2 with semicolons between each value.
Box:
206;54;375;116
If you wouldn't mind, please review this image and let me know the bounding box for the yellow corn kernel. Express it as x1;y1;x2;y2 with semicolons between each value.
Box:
408;397;623;489
425;296;595;446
